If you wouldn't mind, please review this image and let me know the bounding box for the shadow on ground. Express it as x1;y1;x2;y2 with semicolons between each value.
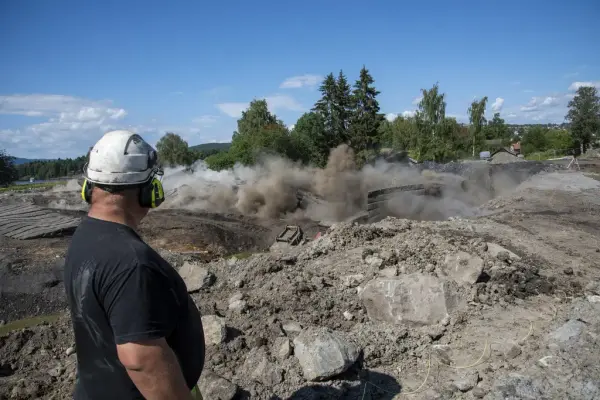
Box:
270;370;402;400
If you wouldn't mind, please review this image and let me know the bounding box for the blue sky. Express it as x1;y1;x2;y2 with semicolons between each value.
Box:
1;0;599;159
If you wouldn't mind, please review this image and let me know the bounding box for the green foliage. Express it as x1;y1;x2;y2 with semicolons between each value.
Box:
0;149;19;186
566;86;600;152
467;97;488;157
520;126;574;155
204;151;236;171
13;156;86;181
156;132;197;167
0;181;66;193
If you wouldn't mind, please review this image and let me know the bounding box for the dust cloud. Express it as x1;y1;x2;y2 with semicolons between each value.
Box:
161;145;483;222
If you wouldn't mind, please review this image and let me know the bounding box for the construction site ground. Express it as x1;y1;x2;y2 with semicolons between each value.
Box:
1;166;600;399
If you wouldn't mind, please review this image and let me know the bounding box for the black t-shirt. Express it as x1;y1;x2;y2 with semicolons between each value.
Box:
63;216;205;399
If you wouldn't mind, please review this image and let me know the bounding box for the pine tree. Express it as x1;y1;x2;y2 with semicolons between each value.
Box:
348;66;384;154
333;70;352;143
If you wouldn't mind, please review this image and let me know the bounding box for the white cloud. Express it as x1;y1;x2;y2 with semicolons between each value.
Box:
491;97;504;112
412;96;423;105
541;96;559;106
216;102;248;118
288;124;295;131
402;110;416;118
385;113;397;122
279;74;322;89
0;94;128;157
568;81;600;91
506;113;517;119
216;95;305;118
520;95;561;113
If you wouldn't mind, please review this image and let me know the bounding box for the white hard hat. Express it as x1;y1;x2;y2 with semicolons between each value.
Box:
85;130;159;185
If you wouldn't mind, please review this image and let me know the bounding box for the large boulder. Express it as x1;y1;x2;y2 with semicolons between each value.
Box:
442;251;483;285
197;371;238;400
178;262;215;293
293;328;360;381
201;315;227;346
360;274;461;326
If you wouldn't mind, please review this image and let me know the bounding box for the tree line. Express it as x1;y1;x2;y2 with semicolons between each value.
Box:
157;67;600;169
1;67;599;185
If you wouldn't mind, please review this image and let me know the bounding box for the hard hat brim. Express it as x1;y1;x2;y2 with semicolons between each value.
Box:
85;168;154;185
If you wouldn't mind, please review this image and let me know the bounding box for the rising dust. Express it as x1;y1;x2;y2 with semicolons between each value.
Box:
161;145;481;222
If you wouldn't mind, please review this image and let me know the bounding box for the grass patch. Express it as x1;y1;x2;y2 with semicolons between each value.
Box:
0;314;62;336
0;181;66;193
230;251;253;260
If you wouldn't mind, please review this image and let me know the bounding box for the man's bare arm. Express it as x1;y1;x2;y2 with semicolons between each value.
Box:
117;338;194;400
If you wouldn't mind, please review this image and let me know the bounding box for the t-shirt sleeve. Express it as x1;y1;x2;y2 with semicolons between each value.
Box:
103;262;180;344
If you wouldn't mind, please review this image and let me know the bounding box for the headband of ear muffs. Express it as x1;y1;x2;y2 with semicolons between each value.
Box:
81;177;165;209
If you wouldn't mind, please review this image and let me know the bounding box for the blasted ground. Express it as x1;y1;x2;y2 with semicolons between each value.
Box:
1;150;600;399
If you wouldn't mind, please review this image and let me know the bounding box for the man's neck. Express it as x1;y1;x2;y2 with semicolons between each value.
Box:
88;205;139;230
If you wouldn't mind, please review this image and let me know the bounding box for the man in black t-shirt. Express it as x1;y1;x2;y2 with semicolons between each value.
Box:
63;130;205;399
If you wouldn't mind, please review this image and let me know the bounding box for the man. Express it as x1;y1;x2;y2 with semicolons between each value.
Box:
63;130;205;399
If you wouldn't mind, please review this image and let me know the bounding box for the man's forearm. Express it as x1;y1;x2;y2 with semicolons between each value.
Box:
119;340;194;400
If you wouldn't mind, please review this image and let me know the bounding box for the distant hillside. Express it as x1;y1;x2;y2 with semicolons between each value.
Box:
12;157;50;165
190;142;231;152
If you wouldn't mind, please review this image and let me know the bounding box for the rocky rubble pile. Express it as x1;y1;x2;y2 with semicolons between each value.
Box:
174;217;582;399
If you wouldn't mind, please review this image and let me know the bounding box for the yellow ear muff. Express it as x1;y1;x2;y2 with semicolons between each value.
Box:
149;177;165;208
139;177;165;208
81;179;93;204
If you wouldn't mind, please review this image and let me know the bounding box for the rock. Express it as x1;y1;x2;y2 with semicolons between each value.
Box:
587;295;600;303
47;365;64;377
584;281;600;295
442;251;483;285
432;344;452;365
360;274;461;326
563;267;574;275
293;327;360;381
488;373;542;400
229;292;244;303
452;371;478;392
364;255;384;268
178;262;215;292
273;337;292;360
0;320;5;326
486;243;521;260
503;343;522;359
243;347;284;386
65;346;76;356
198;371;238;400
471;386;488;398
282;321;303;335
201;315;227;345
343;311;354;321
427;325;445;341
228;300;248;313
548;319;585;347
342;274;365;288
379;267;397;278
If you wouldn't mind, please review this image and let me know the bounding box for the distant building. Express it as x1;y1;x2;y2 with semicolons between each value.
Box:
510;142;521;155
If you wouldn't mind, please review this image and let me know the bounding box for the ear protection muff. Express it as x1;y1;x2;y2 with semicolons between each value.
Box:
81;179;93;204
81;177;165;209
138;177;165;209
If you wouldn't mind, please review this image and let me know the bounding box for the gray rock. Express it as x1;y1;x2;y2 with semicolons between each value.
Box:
243;347;283;386
504;343;522;359
228;300;248;313
471;386;488;398
282;321;303;335
364;255;384;268
293;327;360;381
379;267;398;278
343;311;354;320
201;315;227;345
488;373;542;400
360;274;461;326
452;371;478;392
548;319;585;346
486;243;521;260
273;337;292;360
442;251;483;285
432;344;452;365
198;371;238;400
342;274;365;288
178;262;215;292
584;281;600;295
65;346;76;356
